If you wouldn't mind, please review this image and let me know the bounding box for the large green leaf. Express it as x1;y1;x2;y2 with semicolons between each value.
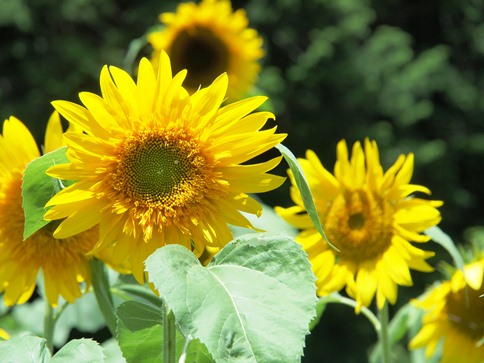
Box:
0;335;51;363
275;143;337;251
51;339;104;363
21;146;70;240
145;232;317;363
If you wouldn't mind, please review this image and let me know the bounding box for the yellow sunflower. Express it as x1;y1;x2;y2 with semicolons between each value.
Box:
147;0;264;101
44;52;286;283
0;113;98;307
0;328;9;340
409;258;484;363
276;139;442;311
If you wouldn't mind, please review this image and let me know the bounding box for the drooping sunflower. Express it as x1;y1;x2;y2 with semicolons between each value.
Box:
147;0;264;101
44;52;286;283
409;258;484;363
276;139;442;311
0;113;98;306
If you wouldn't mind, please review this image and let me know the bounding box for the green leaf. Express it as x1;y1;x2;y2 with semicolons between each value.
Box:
425;226;465;271
113;283;163;309
308;298;328;331
117;300;213;363
275;143;338;251
145;232;317;363
0;335;51;362
184;338;214;363
117;300;164;363
117;300;186;363
388;303;411;344
230;198;298;238
21;146;70;240
51;339;104;362
101;338;126;363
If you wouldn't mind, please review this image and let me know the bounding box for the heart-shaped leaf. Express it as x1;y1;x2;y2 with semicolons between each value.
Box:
145;232;317;363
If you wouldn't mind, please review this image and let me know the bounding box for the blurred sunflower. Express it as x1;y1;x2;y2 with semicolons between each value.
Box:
44;52;285;283
147;0;264;101
409;257;484;363
276;139;442;311
0;113;98;306
0;328;9;340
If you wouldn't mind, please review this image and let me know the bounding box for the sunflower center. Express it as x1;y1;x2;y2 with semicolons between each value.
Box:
324;189;394;262
170;26;229;91
446;284;484;340
111;129;210;209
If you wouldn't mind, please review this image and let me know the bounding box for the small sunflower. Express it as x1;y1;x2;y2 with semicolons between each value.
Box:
276;139;442;311
0;113;98;307
0;328;9;340
147;0;264;101
409;258;484;363
44;52;285;283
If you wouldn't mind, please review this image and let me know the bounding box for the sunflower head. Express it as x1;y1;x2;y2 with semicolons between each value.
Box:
276;139;442;311
0;113;98;307
409;256;484;363
44;52;285;283
148;0;264;101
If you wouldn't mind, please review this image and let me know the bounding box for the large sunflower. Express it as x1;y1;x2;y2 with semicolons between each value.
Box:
409;258;484;363
0;113;98;306
44;52;286;283
147;0;264;101
276;139;442;311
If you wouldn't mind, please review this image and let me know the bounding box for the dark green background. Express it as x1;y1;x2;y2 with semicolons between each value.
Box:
1;0;483;361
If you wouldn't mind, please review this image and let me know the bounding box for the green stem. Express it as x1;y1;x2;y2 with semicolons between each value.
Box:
163;305;177;363
43;300;55;354
178;334;192;363
321;293;381;332
91;259;117;337
378;303;391;363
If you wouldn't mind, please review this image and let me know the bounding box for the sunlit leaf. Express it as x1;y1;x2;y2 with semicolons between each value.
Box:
276;143;337;251
308;298;328;331
21;146;71;240
426;226;465;271
146;232;317;363
51;339;104;362
0;335;51;362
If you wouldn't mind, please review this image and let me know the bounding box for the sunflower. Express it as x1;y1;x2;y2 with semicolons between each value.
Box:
44;52;286;283
147;0;264;101
409;258;484;363
0;328;9;340
276;139;442;311
0;113;98;307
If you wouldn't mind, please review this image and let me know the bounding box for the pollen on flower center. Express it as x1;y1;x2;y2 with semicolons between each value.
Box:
324;189;394;261
170;26;229;90
111;129;210;210
446;284;484;340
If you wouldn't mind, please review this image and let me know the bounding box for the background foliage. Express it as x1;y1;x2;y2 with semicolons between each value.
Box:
1;0;483;361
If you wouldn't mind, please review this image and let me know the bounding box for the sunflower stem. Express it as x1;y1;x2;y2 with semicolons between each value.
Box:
91;259;117;337
43;299;55;354
320;293;381;332
378;302;392;363
163;304;177;363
